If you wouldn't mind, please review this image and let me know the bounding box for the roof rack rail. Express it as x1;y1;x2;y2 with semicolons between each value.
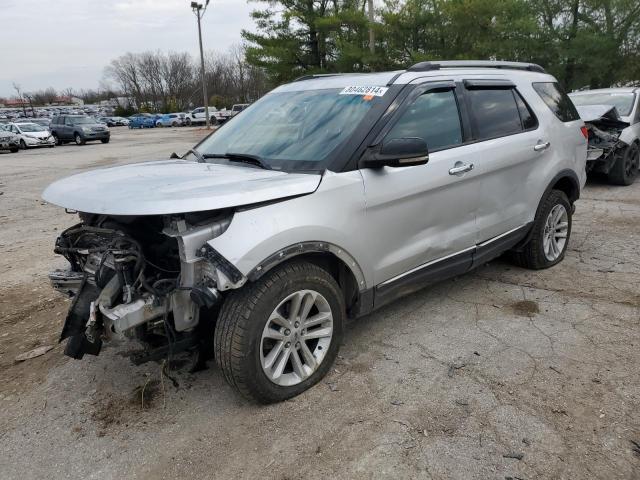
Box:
293;73;343;82
407;60;546;74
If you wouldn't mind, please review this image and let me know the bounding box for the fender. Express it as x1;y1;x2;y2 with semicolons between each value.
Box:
247;241;367;291
514;168;580;251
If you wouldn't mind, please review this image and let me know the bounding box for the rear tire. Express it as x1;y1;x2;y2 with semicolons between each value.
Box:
54;134;62;146
511;189;572;270
214;261;345;403
608;143;639;186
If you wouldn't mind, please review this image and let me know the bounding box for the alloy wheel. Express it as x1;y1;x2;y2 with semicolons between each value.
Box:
625;144;639;178
542;204;568;261
260;289;333;386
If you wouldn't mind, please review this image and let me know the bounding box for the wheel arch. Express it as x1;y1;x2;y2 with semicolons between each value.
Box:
246;242;367;317
547;169;580;204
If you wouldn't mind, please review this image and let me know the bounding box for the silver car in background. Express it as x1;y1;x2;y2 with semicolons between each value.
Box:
569;87;640;185
43;61;587;403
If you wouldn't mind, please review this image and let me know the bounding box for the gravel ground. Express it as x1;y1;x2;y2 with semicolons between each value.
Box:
0;127;638;480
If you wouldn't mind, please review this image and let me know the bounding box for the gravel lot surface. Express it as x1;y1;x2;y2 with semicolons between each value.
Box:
0;127;638;479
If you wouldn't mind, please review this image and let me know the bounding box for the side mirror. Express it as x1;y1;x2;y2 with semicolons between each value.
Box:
359;137;429;169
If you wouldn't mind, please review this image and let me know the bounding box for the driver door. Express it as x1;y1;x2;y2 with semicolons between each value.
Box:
360;83;481;300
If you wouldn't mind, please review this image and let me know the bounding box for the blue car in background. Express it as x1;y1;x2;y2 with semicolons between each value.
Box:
128;114;157;129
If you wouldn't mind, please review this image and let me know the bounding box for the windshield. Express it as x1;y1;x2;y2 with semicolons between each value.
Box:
17;123;46;132
196;88;379;170
570;92;635;116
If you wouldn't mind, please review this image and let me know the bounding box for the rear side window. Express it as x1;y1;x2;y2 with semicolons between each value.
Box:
385;89;463;151
466;88;523;140
532;82;580;122
514;91;538;130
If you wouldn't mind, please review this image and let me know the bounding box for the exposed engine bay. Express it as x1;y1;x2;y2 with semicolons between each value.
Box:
49;210;239;366
577;105;630;173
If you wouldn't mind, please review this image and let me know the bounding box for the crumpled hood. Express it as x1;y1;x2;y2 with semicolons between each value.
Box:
576;104;622;123
42;160;322;215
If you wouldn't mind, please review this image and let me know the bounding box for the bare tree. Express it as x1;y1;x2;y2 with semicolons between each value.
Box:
12;82;27;116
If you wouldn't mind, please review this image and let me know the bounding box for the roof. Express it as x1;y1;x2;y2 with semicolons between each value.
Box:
274;61;555;93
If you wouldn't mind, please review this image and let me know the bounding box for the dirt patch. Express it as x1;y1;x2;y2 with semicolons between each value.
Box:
0;283;69;398
90;379;162;435
510;300;540;317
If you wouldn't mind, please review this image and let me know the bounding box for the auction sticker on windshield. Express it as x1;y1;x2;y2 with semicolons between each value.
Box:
340;86;389;97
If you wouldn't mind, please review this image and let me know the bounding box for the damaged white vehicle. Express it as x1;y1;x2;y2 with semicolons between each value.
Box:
44;61;587;403
569;88;640;185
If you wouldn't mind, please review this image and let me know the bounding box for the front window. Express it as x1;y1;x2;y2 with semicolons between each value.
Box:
385;89;463;151
196;89;380;171
569;92;635;117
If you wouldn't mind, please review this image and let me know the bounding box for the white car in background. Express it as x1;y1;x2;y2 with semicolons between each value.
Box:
569;88;640;185
213;103;251;124
184;107;217;126
9;122;55;149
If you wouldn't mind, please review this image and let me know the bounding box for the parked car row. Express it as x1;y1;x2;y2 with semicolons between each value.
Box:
0;104;115;122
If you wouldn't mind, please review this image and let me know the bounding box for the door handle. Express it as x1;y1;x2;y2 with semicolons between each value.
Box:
449;163;474;175
533;141;551;152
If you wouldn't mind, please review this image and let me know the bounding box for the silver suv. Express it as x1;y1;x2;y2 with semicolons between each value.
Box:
43;61;587;403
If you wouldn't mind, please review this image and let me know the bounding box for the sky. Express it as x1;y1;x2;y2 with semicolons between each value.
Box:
0;0;256;98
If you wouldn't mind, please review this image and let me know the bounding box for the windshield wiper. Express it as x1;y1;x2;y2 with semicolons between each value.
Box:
202;152;272;170
184;149;205;163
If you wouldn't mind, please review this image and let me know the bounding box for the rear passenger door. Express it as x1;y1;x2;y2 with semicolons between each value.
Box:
461;80;548;245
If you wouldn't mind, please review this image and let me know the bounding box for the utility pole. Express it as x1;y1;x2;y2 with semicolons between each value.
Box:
368;0;375;54
191;1;211;129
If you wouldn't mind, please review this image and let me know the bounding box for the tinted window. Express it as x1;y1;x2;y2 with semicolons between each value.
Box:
514;91;538;130
532;82;580;122
385;90;462;151
467;88;522;140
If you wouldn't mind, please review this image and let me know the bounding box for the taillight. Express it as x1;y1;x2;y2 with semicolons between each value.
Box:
580;126;588;140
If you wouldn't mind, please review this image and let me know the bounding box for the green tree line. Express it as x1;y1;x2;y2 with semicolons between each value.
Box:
242;0;640;90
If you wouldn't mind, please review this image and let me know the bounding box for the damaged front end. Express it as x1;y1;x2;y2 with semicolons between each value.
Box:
577;105;630;173
50;211;241;365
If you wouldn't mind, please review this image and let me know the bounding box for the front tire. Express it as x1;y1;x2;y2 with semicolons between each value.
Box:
19;140;27;150
9;147;18;153
74;133;85;145
511;189;572;269
214;261;345;403
608;143;639;186
101;138;110;144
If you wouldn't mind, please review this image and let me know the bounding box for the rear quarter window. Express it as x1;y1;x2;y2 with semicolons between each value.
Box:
532;82;580;122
